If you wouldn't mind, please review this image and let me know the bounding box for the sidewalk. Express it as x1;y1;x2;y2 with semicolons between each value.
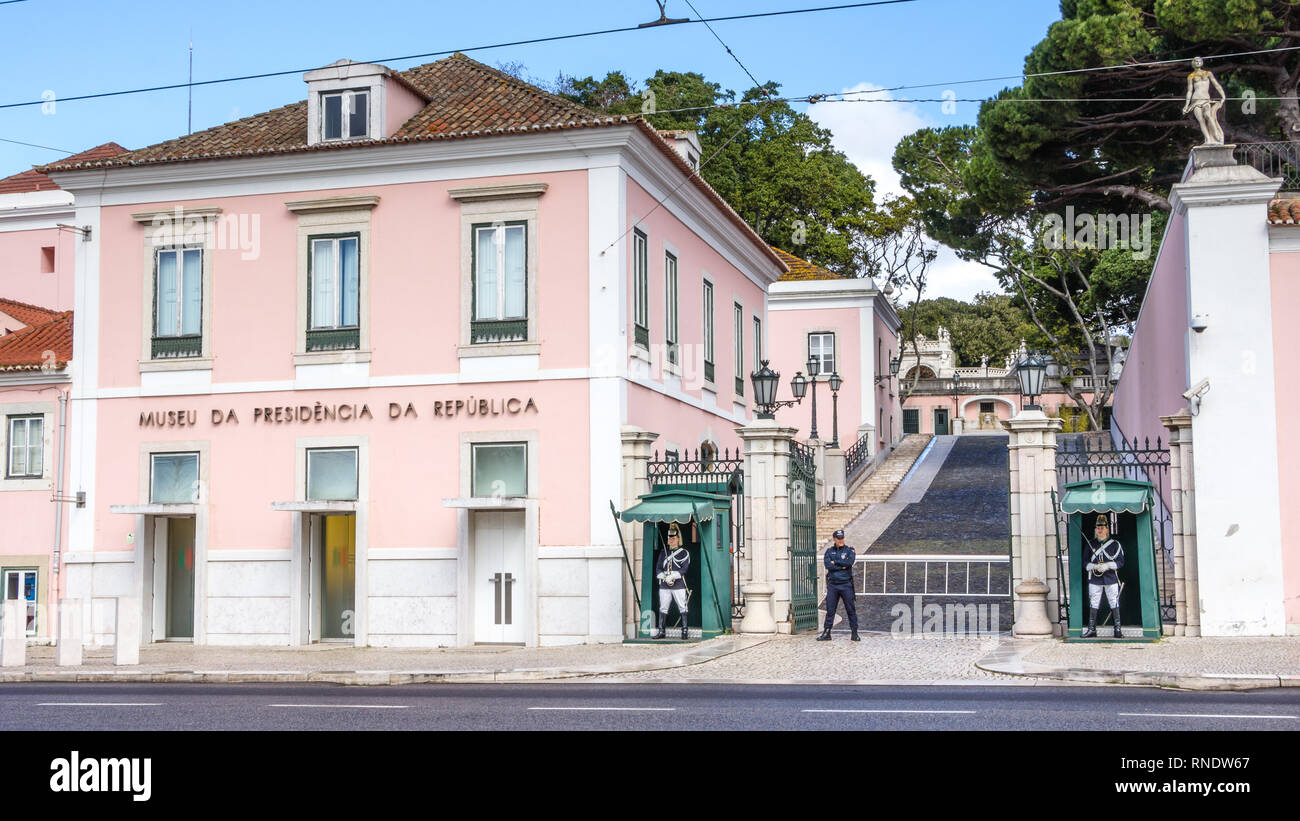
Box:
0;636;768;685
2;633;1297;689
979;636;1300;690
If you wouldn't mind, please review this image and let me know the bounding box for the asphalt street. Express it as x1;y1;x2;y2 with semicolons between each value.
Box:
3;682;1299;730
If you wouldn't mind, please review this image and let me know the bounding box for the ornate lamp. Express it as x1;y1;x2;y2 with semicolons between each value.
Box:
1015;351;1048;410
751;360;804;420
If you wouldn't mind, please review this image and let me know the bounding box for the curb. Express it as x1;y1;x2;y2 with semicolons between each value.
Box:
0;635;770;686
976;640;1295;691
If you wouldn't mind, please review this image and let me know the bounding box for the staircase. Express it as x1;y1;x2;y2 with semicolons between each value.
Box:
815;434;932;541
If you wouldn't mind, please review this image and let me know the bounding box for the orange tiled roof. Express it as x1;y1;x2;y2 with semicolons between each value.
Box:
771;247;847;281
37;55;610;172
0;297;62;329
1268;198;1300;225
0;310;72;371
35;55;785;272
0;143;127;194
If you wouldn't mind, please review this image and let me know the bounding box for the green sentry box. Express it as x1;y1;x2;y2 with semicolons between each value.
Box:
1061;478;1162;641
620;489;733;640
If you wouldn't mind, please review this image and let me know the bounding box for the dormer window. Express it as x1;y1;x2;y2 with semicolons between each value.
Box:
322;90;369;141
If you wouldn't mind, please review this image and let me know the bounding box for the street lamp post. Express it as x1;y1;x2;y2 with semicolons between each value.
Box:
828;372;843;448
805;355;821;440
950;372;961;432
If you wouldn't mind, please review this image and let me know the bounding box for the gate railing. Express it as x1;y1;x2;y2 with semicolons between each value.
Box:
647;447;745;616
856;554;1011;597
1054;432;1174;624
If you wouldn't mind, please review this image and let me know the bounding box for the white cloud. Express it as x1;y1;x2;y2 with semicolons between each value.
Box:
810;82;1003;303
807;82;926;199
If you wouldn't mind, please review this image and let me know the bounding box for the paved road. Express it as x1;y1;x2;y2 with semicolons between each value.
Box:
4;682;1298;730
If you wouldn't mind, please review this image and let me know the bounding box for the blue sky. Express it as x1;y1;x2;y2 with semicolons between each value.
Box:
0;0;1064;298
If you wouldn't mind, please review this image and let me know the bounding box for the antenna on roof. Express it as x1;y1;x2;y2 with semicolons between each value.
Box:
187;32;194;135
639;1;688;27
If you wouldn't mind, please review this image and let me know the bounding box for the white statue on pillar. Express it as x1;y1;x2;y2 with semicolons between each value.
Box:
1183;57;1226;146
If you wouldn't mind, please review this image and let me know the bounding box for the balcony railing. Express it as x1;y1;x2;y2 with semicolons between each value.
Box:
904;374;1107;396
151;335;202;359
1237;142;1300;191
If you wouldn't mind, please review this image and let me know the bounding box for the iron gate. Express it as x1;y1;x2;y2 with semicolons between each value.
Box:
1053;432;1174;625
789;438;818;632
647;447;745;618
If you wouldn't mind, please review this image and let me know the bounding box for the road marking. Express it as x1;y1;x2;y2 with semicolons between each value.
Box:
38;702;163;707
802;709;977;714
527;707;676;712
1118;712;1297;720
268;704;409;709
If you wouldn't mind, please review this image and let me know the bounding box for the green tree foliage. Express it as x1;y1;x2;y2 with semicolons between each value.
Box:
556;70;877;274
901;294;1038;368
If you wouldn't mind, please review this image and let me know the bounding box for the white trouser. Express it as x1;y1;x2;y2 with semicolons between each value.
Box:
658;587;689;614
1088;583;1120;610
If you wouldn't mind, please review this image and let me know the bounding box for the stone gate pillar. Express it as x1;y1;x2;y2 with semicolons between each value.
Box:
1003;409;1064;637
620;425;659;638
735;419;799;634
1161;410;1199;637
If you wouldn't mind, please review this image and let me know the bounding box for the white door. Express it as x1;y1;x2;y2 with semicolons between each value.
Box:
2;569;37;636
473;511;526;644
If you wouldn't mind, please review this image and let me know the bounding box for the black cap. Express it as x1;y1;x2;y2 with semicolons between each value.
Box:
833;529;845;539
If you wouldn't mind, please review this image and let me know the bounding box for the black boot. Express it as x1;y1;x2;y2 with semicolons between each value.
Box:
1080;608;1098;638
680;614;690;641
850;628;860;641
816;628;832;641
651;612;666;640
1112;608;1123;639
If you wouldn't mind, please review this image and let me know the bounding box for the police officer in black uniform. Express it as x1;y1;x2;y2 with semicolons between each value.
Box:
818;529;859;641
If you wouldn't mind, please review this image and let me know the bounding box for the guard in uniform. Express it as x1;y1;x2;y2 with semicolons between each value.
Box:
1081;514;1125;638
652;522;692;640
818;529;859;641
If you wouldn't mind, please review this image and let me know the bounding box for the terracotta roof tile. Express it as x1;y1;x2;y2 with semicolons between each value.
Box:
0;143;127;193
0;310;72;371
771;247;846;281
1268;197;1300;225
0;297;61;329
33;55;785;272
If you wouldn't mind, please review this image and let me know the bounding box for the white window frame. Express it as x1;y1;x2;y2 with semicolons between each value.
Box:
153;247;203;339
0;403;54;492
665;251;679;364
471;221;528;324
702;278;715;376
288;196;377;366
734;301;744;396
306;447;360;502
6;415;43;479
633;229;649;346
451;184;545;358
471;441;529;498
149;451;201;505
753;315;763;366
320;89;371;141
808;331;836;376
132;206;219;372
308;234;361;331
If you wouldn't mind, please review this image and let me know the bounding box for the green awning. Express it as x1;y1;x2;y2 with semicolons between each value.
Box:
1061;480;1151;515
619;499;715;524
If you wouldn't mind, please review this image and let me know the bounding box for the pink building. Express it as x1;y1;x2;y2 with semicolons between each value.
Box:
1113;146;1296;636
33;55;785;647
766;248;902;460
